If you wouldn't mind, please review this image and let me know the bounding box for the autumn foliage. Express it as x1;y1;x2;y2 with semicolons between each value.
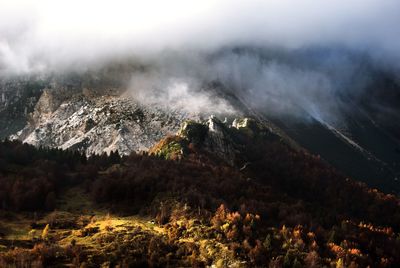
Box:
1;139;400;266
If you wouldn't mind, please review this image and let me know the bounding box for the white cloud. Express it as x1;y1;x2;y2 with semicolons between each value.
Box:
0;0;400;74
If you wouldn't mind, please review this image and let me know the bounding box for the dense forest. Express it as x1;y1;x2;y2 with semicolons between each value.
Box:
0;139;400;267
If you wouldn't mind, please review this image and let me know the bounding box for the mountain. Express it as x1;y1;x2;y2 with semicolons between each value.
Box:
1;48;400;266
2;55;400;195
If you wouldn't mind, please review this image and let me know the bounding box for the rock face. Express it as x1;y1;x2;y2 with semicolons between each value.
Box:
176;116;238;164
202;116;237;165
0;76;45;139
13;90;197;156
153;116;276;165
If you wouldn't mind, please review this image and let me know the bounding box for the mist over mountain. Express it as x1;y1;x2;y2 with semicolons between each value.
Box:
124;47;398;124
2;0;400;124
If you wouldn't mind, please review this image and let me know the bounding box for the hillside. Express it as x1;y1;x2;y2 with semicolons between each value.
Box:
0;119;400;266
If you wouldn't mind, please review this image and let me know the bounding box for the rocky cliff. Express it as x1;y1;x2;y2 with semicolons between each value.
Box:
13;90;199;156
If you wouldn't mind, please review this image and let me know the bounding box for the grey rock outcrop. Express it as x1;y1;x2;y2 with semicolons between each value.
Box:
13;90;198;156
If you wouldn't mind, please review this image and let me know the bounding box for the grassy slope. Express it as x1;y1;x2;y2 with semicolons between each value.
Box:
0;187;245;267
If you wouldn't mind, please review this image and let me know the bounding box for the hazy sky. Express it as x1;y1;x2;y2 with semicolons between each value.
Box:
1;0;400;74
